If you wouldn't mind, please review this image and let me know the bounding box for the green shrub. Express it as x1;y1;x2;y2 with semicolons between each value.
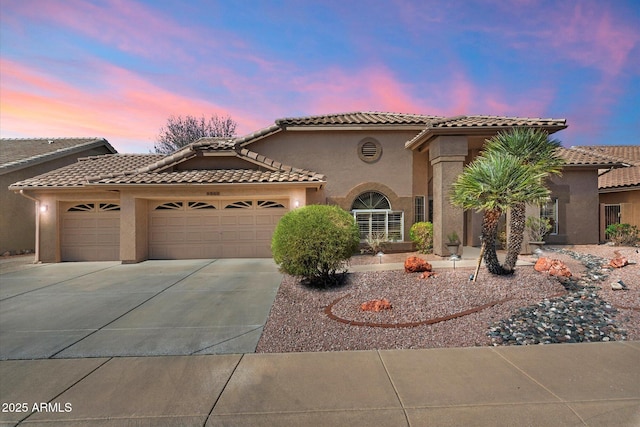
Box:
271;205;360;285
605;223;640;246
409;222;433;254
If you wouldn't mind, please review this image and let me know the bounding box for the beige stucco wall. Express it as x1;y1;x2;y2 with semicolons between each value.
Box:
249;129;423;240
599;189;640;228
546;169;600;245
1;147;113;255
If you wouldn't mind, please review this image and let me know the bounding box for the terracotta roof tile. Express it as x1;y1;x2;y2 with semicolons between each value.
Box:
0;137;116;174
276;111;442;127
9;138;326;188
557;147;623;167
93;169;325;185
570;146;640;190
8;154;163;188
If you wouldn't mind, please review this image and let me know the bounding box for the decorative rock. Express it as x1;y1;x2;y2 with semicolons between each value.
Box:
611;280;627;291
404;256;432;273
419;271;438;279
360;298;392;312
488;247;627;347
609;251;629;268
534;257;571;277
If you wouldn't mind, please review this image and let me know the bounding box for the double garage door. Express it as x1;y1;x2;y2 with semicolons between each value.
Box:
148;199;288;259
60;199;288;261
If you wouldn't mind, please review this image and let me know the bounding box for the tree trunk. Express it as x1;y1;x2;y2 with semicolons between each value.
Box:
482;209;512;276
503;202;526;273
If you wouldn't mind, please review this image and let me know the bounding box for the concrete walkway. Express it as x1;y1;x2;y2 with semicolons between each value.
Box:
1;342;638;426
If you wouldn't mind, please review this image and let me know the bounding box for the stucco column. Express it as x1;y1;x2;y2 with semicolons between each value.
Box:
120;194;148;263
429;136;468;256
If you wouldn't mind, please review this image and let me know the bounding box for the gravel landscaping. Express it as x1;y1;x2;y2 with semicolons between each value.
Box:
256;245;639;353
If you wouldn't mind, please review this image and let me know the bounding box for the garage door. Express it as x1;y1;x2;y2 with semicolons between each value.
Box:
148;199;288;259
61;203;120;261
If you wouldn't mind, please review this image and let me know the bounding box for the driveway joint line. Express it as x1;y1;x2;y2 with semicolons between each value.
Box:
47;259;219;359
376;350;411;426
204;353;244;426
0;263;120;302
191;326;263;355
490;347;588;425
15;357;112;426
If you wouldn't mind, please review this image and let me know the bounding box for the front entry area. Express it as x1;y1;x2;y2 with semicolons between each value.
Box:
148;199;288;259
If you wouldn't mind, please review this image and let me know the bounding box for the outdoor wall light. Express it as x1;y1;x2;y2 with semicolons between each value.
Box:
294;199;300;208
39;204;48;213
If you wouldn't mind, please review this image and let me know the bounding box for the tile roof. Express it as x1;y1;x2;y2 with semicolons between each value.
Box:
9;139;325;189
405;115;567;149
0;137;117;174
556;147;625;167
570;145;640;190
93;169;325;185
276;111;442;127
9;154;164;188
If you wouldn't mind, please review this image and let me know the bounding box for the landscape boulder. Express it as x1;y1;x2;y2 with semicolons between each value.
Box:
404;256;432;273
609;251;629;268
534;257;572;277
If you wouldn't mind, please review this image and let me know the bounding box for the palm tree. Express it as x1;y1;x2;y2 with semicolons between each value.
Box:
483;128;564;272
451;151;550;276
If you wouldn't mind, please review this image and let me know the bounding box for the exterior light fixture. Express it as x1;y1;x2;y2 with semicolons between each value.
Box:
40;204;48;213
294;200;300;208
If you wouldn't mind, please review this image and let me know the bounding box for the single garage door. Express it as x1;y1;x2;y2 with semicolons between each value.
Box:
148;199;288;259
61;203;120;261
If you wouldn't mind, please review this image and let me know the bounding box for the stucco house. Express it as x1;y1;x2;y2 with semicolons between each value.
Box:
569;145;640;241
8;112;623;263
1;137;116;256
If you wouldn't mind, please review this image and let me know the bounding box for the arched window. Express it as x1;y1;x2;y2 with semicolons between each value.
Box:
351;191;403;241
351;191;391;210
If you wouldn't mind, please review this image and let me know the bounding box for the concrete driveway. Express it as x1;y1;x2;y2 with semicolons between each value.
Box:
0;258;282;360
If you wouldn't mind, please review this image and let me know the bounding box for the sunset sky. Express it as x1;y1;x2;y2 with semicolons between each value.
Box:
1;0;639;153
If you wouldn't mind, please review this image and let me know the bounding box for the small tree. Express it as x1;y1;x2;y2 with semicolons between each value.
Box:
154;114;237;154
271;205;360;286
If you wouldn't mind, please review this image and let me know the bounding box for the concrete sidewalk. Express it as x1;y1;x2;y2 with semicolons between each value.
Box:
1;342;638;426
349;245;534;272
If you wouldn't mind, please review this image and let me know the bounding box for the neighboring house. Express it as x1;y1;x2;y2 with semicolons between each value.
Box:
8;112;622;263
569;145;640;241
1;137;117;256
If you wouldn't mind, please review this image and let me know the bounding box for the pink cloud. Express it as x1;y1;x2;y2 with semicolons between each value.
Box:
0;59;264;152
2;0;235;63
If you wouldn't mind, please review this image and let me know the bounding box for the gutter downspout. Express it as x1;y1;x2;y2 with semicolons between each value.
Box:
19;190;41;263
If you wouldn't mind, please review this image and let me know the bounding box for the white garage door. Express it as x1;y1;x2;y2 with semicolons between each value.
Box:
148;199;288;259
61;203;120;261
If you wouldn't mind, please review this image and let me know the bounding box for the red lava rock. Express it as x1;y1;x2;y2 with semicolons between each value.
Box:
609;251;629;268
360;298;392;312
534;257;571;277
404;256;432;273
534;257;553;272
420;271;438;279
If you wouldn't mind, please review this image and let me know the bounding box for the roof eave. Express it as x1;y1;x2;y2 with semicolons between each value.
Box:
405;124;568;151
0;138;117;175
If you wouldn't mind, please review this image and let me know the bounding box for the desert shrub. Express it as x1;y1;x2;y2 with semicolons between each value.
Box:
410;222;433;254
271;205;360;285
605;223;640;246
526;216;551;242
362;232;390;254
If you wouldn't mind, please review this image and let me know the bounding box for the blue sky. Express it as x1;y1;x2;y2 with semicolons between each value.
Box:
1;0;639;153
